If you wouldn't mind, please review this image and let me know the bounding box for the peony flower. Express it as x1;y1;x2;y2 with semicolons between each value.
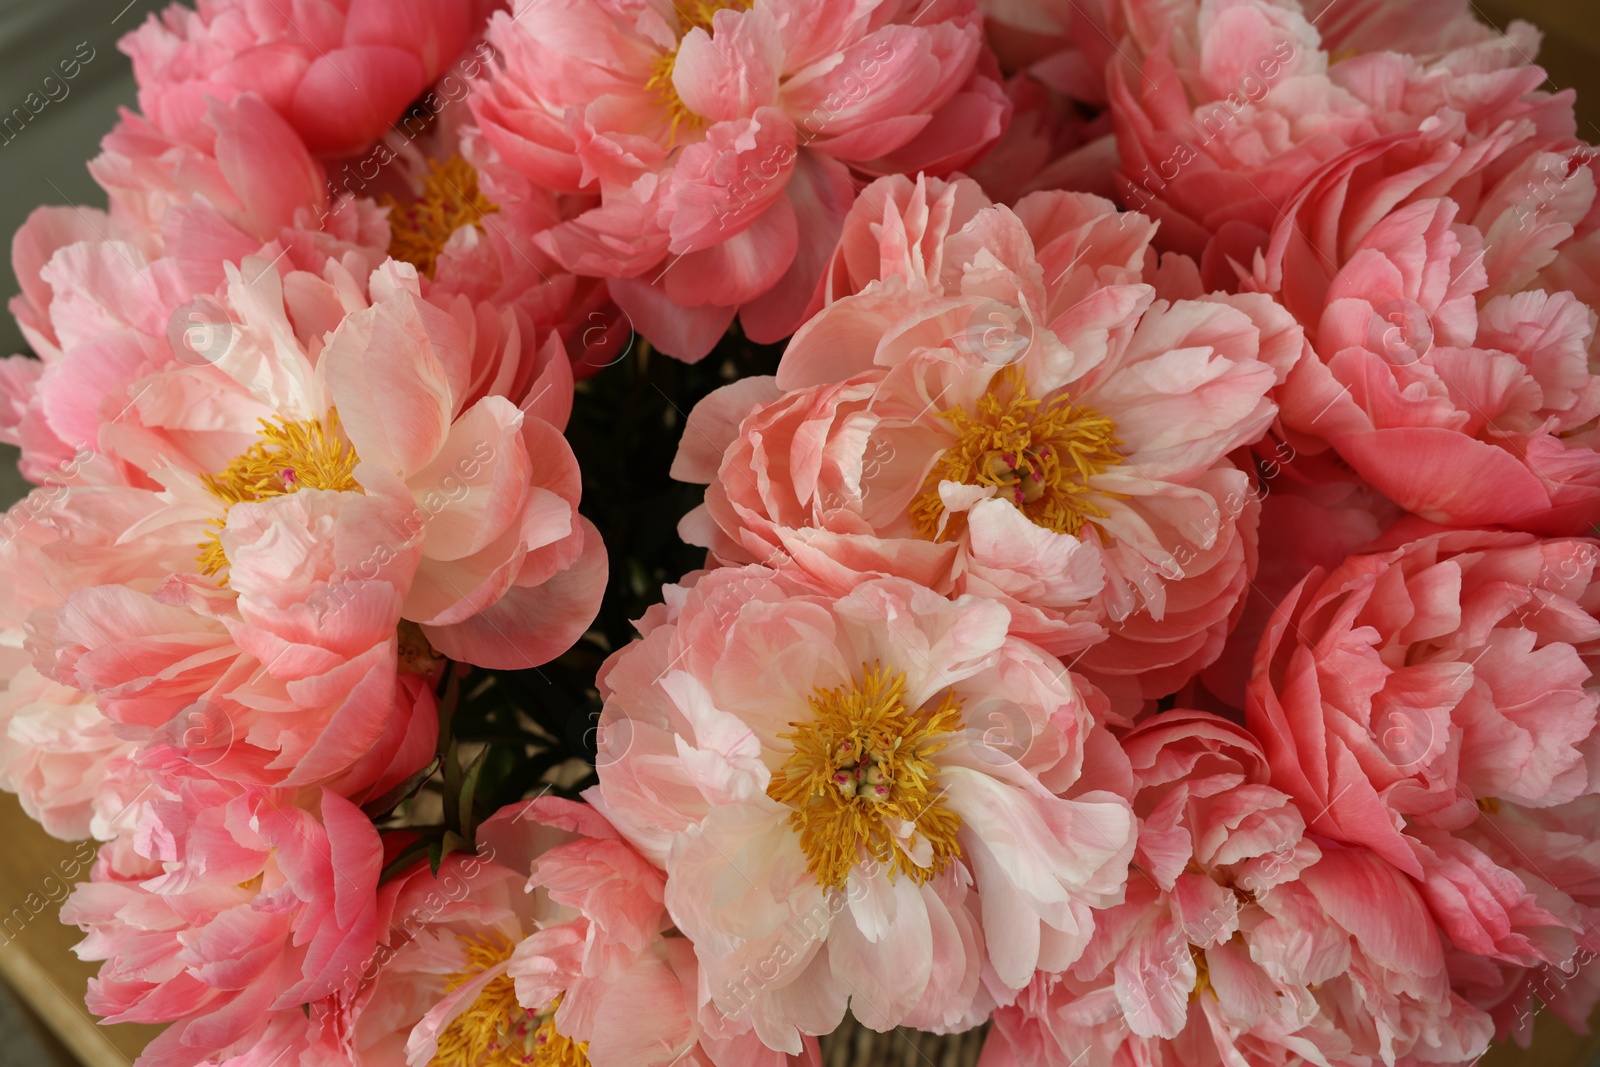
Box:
0;477;200;841
675;177;1300;710
1247;528;1600;979
121;0;489;157
1107;0;1569;291
63;782;387;1067
466;0;1010;361
1252;129;1600;533
983;711;1493;1067
17;252;602;796
331;797;820;1067
979;0;1116;104
1;92;388;485
0;668;144;843
590;566;1135;1052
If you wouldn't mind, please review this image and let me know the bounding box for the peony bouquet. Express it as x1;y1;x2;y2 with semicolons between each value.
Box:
2;0;1599;1065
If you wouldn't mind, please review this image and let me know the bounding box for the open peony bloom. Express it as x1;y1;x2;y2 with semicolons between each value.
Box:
63;783;387;1067
983;711;1493;1067
121;0;485;156
590;566;1135;1053
0;90;392;485
675;176;1300;710
1252;125;1600;533
466;0;1009;361
1247;528;1600;997
22;253;602;795
380;797;820;1067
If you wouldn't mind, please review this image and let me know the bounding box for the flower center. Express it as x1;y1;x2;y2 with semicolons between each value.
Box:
766;665;964;891
910;367;1121;541
1190;944;1213;1003
381;155;499;279
197;413;361;577
433;934;589;1067
645;0;754;146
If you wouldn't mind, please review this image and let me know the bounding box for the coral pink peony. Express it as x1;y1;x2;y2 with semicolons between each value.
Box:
590;566;1134;1052
121;0;488;157
983;711;1493;1067
979;0;1116;105
675;177;1299;709
0;92;389;485
1253;129;1600;533
328;797;820;1067
466;0;1009;361
17;253;602;796
1108;0;1572;291
1247;529;1600;985
63;782;387;1067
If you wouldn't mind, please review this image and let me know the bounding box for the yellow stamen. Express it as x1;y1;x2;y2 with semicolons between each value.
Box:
1477;796;1501;815
910;367;1122;541
1190;945;1214;1002
381;155;499;279
433;934;589;1067
196;413;361;577
767;665;964;891
645;0;754;147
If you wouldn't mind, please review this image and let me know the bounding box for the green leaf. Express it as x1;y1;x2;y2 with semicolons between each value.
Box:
442;737;463;833
459;743;492;842
360;756;442;821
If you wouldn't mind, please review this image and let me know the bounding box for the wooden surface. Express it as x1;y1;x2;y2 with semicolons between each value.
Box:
0;794;161;1067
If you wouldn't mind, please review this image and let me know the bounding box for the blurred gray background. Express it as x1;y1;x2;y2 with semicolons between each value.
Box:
0;4;167;1062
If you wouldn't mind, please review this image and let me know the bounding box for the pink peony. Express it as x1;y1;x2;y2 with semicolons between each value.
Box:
18;254;602;796
1247;529;1600;981
331;797;819;1067
0;668;144;843
0;477;203;841
466;0;1010;361
1108;0;1570;291
590;565;1135;1052
675;177;1300;710
121;0;488;156
983;711;1493;1067
1;92;389;484
63;782;387;1067
1253;128;1600;533
979;0;1116;104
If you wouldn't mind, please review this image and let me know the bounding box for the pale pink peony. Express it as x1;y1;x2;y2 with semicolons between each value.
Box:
0;668;144;843
63;782;388;1067
675;177;1300;710
1247;529;1600;978
982;711;1493;1067
0;477;204;841
466;0;1010;361
1299;0;1524;59
590;565;1135;1052
121;0;489;156
1253;130;1600;533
